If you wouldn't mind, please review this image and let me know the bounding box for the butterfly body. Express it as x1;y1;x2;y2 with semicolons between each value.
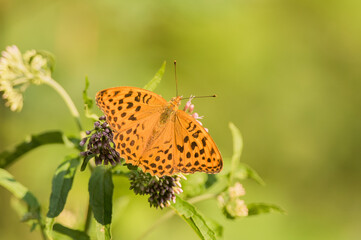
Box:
96;87;222;177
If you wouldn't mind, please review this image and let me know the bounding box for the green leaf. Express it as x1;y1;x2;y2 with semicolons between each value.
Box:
172;196;222;240
228;122;243;183
80;154;95;171
204;217;223;239
247;203;286;216
47;156;80;218
83;77;99;121
181;173;207;197
0;131;81;168
53;223;90;240
45;217;55;240
96;222;111;240
0;168;41;224
88;166;114;225
143;61;166;91
205;174;217;189
233;163;265;185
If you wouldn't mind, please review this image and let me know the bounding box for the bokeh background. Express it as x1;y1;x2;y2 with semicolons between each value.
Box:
1;0;361;239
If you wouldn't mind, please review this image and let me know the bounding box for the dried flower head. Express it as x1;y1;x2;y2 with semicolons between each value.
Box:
0;45;53;111
129;170;183;209
80;116;121;166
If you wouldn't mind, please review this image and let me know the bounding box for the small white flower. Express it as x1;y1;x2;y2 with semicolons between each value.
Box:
234;199;248;217
229;182;246;198
0;45;53;111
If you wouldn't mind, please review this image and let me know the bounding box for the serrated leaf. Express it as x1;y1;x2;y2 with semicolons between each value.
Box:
88;166;114;225
143;61;166;91
83;77;99;121
47;156;80;218
53;223;90;240
247;203;286;216
0;168;41;226
228;122;243;183
172;196;221;240
0;131;81;168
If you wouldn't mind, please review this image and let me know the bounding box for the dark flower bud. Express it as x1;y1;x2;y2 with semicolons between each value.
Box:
79;116;121;169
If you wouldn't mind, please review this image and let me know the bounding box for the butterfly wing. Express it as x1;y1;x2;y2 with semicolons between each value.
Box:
136;109;223;177
174;110;223;174
137;118;176;176
96;87;167;166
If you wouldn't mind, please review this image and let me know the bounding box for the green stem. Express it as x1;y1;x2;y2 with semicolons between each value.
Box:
137;193;217;240
84;164;94;233
42;76;83;132
84;202;92;233
38;218;48;240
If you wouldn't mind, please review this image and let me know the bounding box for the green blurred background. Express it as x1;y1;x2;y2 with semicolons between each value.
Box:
1;0;361;239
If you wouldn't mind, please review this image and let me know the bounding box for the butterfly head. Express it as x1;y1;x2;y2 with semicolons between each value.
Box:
169;96;183;108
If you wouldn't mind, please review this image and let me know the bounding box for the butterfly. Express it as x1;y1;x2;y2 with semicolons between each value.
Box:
96;87;223;177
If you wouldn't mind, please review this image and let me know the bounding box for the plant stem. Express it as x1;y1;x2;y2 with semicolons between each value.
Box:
84;164;94;233
84;202;92;233
137;193;217;240
38;218;48;240
188;193;216;204
43;76;83;132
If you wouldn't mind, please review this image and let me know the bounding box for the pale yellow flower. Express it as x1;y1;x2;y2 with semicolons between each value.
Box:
0;45;52;111
228;182;246;198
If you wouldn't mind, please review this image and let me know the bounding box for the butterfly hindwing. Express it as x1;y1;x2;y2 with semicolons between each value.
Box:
174;110;223;174
137;120;177;176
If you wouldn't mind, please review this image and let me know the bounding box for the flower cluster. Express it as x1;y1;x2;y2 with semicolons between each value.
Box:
0;45;53;111
217;182;248;218
129;170;183;209
80;116;121;166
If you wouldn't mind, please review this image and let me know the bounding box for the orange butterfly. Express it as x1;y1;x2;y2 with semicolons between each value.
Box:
96;87;223;177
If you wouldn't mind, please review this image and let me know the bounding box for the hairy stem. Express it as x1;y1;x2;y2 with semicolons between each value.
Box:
42;76;83;132
137;193;217;240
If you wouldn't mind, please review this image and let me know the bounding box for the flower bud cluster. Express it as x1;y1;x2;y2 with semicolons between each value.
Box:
80;116;121;166
129;170;183;209
217;182;248;218
0;45;53;111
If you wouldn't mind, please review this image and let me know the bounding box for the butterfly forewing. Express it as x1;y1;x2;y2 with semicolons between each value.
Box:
96;87;167;166
174;110;223;174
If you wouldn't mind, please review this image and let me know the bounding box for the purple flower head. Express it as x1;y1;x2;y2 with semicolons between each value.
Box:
80;116;121;168
128;170;183;209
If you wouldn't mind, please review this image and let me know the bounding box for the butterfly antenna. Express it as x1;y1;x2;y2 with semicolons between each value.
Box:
174;60;179;97
182;95;217;100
